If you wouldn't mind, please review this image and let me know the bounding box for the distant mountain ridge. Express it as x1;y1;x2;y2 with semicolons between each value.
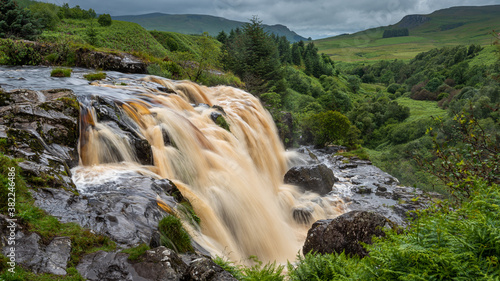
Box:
113;13;307;43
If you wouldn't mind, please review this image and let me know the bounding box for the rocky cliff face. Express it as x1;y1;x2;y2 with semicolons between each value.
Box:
395;15;430;29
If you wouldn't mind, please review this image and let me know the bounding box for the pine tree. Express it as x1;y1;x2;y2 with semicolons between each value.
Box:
0;0;41;40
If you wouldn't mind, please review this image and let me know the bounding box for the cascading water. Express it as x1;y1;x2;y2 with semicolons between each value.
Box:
74;76;345;264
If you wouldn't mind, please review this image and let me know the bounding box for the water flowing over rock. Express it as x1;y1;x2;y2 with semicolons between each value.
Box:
296;147;441;225
1;66;437;274
1;67;345;266
302;211;393;257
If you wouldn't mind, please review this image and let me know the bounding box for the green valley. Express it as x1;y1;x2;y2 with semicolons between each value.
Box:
315;5;500;62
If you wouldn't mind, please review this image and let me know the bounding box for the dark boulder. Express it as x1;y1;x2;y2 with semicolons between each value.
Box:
76;247;236;281
0;215;71;275
302;211;393;257
284;164;337;195
182;255;237;281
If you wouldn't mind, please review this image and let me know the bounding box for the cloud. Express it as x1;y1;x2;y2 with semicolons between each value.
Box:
43;0;500;39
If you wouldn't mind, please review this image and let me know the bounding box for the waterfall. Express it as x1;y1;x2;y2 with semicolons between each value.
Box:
75;76;344;264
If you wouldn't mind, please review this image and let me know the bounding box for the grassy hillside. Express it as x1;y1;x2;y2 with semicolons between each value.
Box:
113;13;307;42
40;19;169;58
315;5;500;62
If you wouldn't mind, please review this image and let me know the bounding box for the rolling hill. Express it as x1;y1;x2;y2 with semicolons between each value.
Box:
315;5;500;62
113;13;307;43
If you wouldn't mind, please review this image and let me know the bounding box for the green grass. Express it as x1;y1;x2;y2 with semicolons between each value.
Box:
158;215;193;253
395;97;446;122
337;147;370;160
121;244;150;261
50;68;72;77
83;72;106;81
40;19;169;58
315;6;500;62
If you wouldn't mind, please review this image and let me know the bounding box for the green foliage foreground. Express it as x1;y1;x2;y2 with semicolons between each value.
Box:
286;180;500;280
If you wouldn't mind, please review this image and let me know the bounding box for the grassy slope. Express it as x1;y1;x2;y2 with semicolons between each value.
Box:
40;19;169;58
315;5;500;62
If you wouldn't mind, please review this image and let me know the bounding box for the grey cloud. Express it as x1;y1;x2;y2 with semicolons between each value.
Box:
44;0;500;39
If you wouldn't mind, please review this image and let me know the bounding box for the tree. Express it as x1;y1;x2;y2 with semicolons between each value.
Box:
216;30;227;44
86;18;99;46
303;111;352;147
29;2;60;30
222;16;282;95
97;13;112;27
0;0;41;40
189;32;220;82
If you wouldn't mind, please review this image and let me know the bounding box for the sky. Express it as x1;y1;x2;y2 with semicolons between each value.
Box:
42;0;500;39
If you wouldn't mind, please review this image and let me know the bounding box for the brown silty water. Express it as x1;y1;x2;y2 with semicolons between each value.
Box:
76;76;345;264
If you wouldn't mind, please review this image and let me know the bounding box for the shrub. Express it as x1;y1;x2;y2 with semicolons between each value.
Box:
0;39;42;65
50;68;72;77
421;109;499;200
288;252;360;281
303;110;351;147
84;72;106;81
425;77;443;93
30;2;60;30
158;215;193;253
97;14;112;27
386;83;400;94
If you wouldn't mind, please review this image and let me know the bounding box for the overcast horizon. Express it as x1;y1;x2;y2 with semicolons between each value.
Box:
42;0;500;39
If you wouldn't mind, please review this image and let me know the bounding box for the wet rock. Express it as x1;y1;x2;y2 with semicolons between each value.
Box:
339;162;358;169
183;256;237;281
303;211;393;257
0;88;79;189
0;215;71;275
353;186;372;194
292;207;313;224
284;164;337;195
33;177;178;247
75;48;147;74
76;247;236;281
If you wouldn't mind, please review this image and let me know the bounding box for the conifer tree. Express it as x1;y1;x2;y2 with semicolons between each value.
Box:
0;0;41;40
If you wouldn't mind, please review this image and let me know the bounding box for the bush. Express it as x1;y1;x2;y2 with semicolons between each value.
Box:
386;83;400;94
84;72;106;81
158;215;193;253
303;111;351;147
50;68;72;77
288;252;360;281
0;39;42;65
97;13;112;27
